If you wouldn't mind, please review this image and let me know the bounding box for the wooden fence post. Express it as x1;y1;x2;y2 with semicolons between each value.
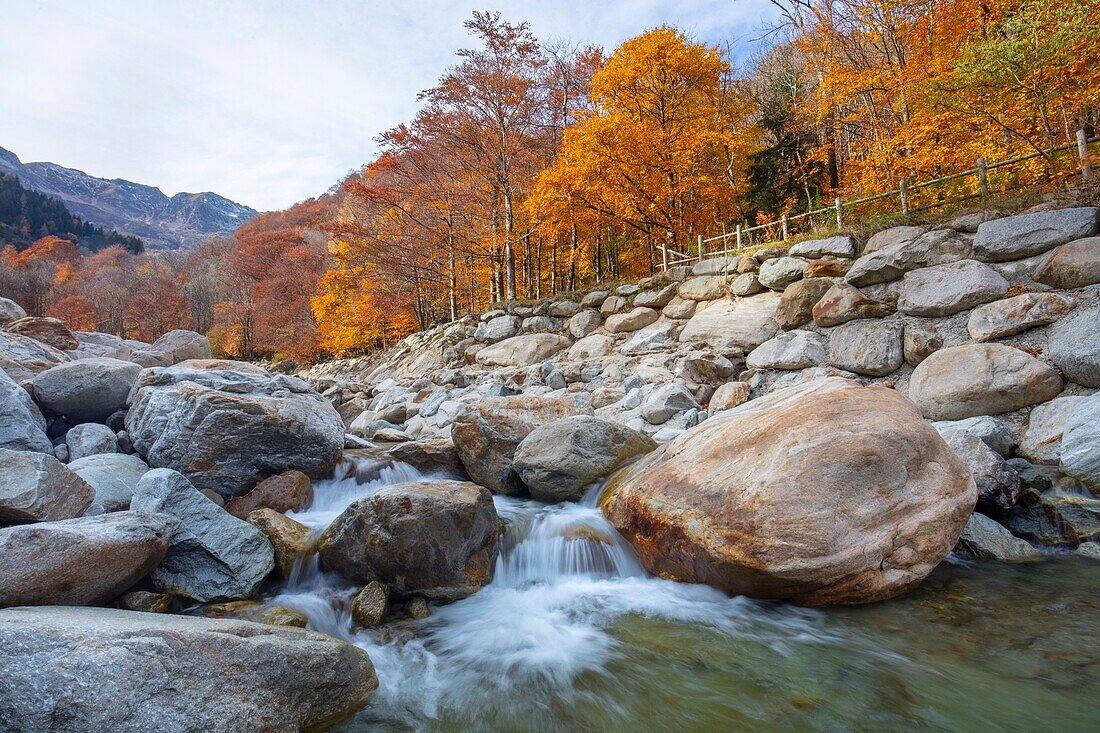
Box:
977;157;989;200
735;224;742;250
834;197;843;229
697;234;704;262
781;214;789;240
899;178;909;218
660;241;668;271
1078;129;1092;181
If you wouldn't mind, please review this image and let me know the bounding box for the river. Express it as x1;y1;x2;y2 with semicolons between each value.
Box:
267;456;1100;732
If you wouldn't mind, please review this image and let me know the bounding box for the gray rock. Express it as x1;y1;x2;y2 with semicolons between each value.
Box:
747;330;826;371
475;315;521;343
633;283;679;308
0;449;94;525
0;297;27;325
568;333;615;360
932;416;1015;457
845;229;971;286
600;295;630;315
513;416;657;502
29;357;142;423
68;331;136;361
728;272;764;296
908;344;1063;420
475;333;571;367
676;353;735;388
0;512;170;606
693;256;740;275
948;211;1001;233
65;423;118;461
677;276;727;301
1079;542;1100;560
0;605;377;733
620;321;679;355
451;396;592;495
1034;236;1100;288
1018;396;1087;464
605;307;659;334
903;321;942;366
864;225;927;253
775;277;836;330
520;315;561;334
615;284;641;296
318;480;499;601
125;365;345;499
662;296;697;319
1048;306;1100;387
826;319;904;377
1061;393;1100;492
897;260;1008;317
581;290;609;308
953;512;1041;562
641;382;698;425
942;429;1020;518
758;256;807;290
1006;492;1100;546
810;281;893;327
567;310;602;338
68;453;152;513
129;329;211;367
0;330;70;382
788;235;856;259
966;292;1075;342
0;367;51;453
548;300;581;318
130;468;274;602
973;206;1098;262
679;292;781;353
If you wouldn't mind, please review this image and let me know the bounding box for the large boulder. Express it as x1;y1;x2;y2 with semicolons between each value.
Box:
475;333;570;367
966;292;1075;342
68;331;137;361
512;416;657;503
1017;396;1086;464
600;378;975;605
1034;237;1100;288
908;344;1063;420
1007;492;1100;546
746;330;826;371
29;357;142;423
129;329;211;367
4;316;79;350
0;297;27;325
0;512;170;607
0;367;51;453
125;364;345;499
130;469;274;602
896;260;1008;317
318;480;499;601
973;207;1098;262
757;257;807;290
567;310;602;338
1061;393;1100;492
0;449;94;525
775;277;835;330
67;453;151;513
826;319;904;377
634;283;678;308
641;382;698;425
679;292;782;352
677;275;727;301
451;396;592;495
0;606;377;733
1048;305;1100;387
811;282;894;327
0;330;70;382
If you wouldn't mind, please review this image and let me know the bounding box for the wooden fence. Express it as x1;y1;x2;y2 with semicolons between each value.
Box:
659;129;1098;270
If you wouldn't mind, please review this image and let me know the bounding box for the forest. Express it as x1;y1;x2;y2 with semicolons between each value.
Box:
2;0;1096;362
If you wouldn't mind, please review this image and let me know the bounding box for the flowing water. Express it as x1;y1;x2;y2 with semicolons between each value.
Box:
266;456;1100;732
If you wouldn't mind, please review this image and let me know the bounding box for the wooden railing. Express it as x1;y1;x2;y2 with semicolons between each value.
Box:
660;129;1098;270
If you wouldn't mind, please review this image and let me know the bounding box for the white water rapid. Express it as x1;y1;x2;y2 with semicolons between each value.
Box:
269;455;831;730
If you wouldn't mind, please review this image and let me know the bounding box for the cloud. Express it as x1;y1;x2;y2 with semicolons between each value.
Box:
0;0;779;211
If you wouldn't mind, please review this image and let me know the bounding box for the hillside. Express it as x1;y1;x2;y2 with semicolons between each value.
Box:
0;145;257;249
0;173;144;253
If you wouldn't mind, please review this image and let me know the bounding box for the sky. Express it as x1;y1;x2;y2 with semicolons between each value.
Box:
0;0;780;211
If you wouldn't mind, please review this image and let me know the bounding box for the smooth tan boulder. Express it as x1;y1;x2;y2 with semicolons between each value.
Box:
908;343;1063;420
226;470;314;520
247;508;312;579
475;333;570;367
600;378;976;605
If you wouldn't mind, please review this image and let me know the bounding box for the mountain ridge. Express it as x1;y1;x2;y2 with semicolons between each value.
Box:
0;145;258;249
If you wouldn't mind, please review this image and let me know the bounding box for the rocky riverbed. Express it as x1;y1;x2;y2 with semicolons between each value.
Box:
1;203;1099;730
